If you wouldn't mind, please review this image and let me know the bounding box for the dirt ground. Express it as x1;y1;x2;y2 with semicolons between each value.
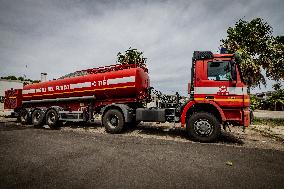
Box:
1;117;283;151
63;122;284;151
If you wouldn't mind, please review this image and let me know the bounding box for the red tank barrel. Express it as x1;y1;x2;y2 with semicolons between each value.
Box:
21;64;150;105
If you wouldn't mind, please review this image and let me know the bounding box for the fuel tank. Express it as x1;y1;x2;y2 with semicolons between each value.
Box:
22;64;150;104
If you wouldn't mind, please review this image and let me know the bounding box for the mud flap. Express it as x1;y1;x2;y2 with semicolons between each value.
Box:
243;110;250;127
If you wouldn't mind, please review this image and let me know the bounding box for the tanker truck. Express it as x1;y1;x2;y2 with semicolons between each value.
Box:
4;51;250;142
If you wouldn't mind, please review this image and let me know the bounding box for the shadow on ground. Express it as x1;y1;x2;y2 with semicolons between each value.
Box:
0;119;244;145
219;131;244;145
62;121;245;145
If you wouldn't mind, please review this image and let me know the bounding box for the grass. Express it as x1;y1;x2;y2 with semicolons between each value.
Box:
250;126;284;142
252;118;284;127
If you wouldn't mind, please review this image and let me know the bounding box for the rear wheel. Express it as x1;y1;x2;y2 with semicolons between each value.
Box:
32;109;44;127
187;112;221;142
19;109;31;125
46;109;61;129
103;109;124;134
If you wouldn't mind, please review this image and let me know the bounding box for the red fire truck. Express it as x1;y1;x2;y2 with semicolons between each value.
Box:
4;51;250;142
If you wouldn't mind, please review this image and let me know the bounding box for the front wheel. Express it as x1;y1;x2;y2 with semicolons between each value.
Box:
187;112;221;142
103;109;125;134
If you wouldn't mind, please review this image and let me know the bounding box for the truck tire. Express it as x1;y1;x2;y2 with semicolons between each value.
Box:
103;109;124;134
46;109;61;129
32;109;45;127
19;109;31;125
187;112;221;142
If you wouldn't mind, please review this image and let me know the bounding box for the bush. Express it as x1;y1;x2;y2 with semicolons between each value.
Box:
250;94;262;110
266;89;284;111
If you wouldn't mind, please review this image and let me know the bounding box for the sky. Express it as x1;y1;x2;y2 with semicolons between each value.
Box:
0;0;283;95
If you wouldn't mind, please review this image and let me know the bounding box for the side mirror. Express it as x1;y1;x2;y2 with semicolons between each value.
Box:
188;83;191;94
231;63;237;84
232;80;237;87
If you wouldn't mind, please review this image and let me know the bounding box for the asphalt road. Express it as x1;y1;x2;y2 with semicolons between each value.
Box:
0;122;283;189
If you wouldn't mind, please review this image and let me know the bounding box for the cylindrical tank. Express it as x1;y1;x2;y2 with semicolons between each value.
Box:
22;66;150;104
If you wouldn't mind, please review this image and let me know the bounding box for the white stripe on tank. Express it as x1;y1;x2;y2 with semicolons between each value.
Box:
107;76;135;85
70;82;91;89
22;76;136;94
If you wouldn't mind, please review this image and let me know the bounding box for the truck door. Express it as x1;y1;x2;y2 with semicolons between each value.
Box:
194;59;245;108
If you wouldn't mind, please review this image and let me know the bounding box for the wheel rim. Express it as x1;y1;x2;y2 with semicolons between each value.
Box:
108;115;119;128
193;119;213;136
33;112;41;123
21;112;27;122
48;112;56;125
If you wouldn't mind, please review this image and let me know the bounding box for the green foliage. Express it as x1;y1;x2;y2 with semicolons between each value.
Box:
268;36;284;81
253;118;284;127
266;89;284;110
1;76;18;80
221;18;284;87
251;88;284;111
117;47;147;67
18;76;24;81
273;82;282;91
0;96;4;103
250;94;262;110
1;75;40;84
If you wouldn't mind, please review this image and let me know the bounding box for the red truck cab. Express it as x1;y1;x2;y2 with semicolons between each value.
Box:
180;51;250;141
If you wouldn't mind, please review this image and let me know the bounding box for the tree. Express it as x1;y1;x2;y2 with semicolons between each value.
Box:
273;82;282;91
266;89;284;111
268;36;284;81
117;47;147;67
249;94;262;110
1;75;40;83
221;18;284;87
1;75;18;80
18;76;24;81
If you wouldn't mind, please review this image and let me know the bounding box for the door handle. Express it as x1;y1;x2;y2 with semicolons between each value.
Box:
205;96;214;100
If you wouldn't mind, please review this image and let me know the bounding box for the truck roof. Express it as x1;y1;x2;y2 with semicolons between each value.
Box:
193;51;234;61
213;53;234;58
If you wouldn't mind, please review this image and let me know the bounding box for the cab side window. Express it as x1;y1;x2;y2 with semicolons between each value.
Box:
208;61;231;81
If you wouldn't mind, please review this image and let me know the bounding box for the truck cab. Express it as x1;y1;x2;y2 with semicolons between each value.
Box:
180;51;250;142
